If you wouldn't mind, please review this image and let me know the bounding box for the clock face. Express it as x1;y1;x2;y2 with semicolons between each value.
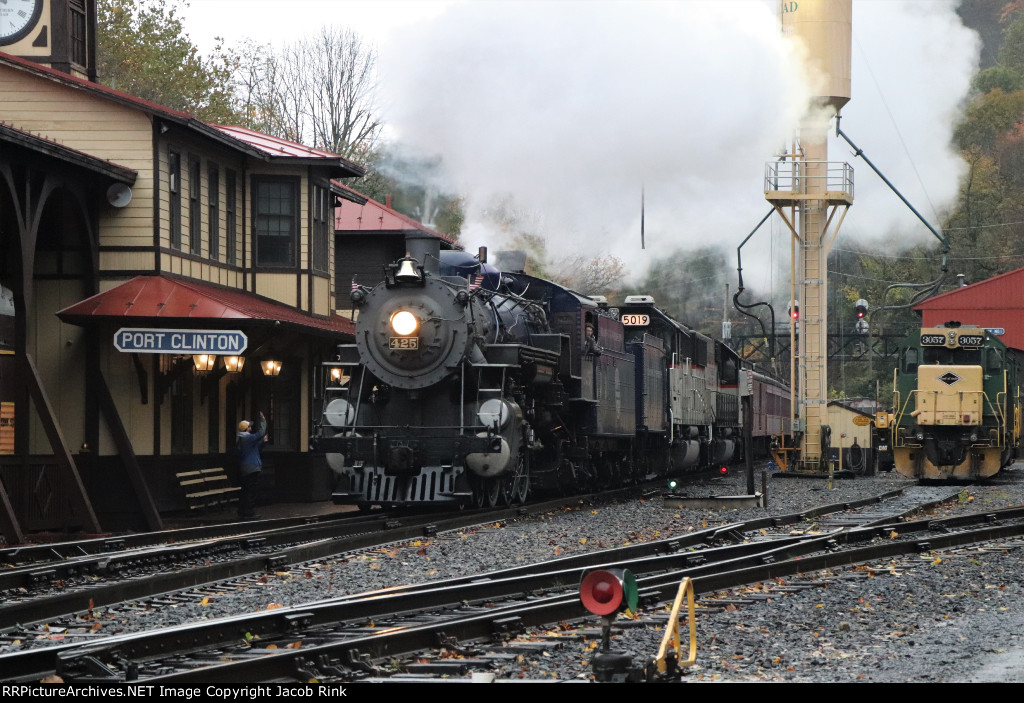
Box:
0;0;43;46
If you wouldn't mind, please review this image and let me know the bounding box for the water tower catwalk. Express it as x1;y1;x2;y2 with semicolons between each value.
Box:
765;0;853;471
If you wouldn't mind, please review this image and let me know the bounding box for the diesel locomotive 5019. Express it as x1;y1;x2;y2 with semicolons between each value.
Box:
315;242;790;509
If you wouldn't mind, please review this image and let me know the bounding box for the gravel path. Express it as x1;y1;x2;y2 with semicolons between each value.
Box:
17;466;1024;683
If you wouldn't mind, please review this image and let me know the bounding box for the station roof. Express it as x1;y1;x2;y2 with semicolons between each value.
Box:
0;51;363;178
332;181;457;245
57;275;353;338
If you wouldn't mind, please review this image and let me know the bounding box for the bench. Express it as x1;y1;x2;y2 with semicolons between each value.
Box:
176;468;241;510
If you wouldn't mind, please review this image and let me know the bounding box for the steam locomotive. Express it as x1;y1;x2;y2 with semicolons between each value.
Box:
315;244;790;509
881;321;1021;480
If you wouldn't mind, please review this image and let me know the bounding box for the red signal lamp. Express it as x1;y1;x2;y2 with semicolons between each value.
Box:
580;569;639;616
720;465;728;475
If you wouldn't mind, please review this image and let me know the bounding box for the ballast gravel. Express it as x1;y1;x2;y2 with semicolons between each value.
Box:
19;466;1024;683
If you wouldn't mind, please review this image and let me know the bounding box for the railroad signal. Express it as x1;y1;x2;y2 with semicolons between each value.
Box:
855;298;868;320
581;568;644;682
580;568;639;616
789;303;799;321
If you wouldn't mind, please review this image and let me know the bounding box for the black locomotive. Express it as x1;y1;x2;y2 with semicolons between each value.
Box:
315;243;790;509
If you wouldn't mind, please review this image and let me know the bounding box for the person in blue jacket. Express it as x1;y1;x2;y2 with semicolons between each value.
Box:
236;411;267;519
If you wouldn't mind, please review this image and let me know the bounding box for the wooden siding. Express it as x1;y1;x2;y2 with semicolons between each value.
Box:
0;69;154;250
312;277;329;317
99;249;156;272
255;274;297;307
334;236;405;308
27;279;88;454
98;335;154;456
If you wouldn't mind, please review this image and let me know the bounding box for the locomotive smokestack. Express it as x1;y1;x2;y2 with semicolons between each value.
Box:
405;233;441;275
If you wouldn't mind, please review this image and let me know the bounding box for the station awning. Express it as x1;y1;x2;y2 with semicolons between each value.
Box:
57;275;353;338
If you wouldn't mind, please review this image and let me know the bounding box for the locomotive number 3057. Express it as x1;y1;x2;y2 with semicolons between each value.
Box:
621;314;650;326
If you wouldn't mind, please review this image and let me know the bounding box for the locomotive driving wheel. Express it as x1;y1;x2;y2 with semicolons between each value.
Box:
483;478;501;507
502;451;530;506
470;474;501;508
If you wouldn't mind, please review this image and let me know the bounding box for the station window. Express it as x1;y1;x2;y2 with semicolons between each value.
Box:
189;156;202;255
311;184;330;273
208;164;220;260
225;170;237;265
169;151;181;249
254;178;298;267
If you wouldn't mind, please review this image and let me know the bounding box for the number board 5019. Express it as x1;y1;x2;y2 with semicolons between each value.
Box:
621;314;650;326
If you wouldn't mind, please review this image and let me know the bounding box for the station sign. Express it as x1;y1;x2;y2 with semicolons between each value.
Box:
114;328;248;355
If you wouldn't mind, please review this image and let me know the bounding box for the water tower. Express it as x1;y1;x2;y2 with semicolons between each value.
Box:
765;0;854;471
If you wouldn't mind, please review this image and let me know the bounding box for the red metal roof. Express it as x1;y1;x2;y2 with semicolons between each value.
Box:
214;125;343;160
57;275;353;337
333;181;456;245
915;267;1024;351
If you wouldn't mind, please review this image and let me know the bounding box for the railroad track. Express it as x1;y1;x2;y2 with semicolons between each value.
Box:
3;484;1011;683
0;483;666;632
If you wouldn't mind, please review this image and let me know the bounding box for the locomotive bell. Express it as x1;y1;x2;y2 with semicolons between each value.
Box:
395;257;423;282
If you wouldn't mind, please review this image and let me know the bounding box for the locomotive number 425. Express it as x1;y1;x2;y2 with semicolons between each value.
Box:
389;337;419;350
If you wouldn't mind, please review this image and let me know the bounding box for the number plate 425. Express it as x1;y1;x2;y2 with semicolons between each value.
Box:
389;337;419;350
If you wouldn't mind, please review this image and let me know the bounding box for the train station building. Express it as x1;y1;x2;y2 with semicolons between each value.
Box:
0;0;454;541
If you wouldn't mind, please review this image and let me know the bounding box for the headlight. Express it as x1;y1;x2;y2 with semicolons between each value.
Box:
390;310;419;336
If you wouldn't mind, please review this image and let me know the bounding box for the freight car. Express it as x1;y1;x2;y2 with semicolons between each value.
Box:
880;321;1022;480
314;246;790;509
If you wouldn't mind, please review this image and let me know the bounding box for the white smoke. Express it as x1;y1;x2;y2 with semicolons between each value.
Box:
381;0;979;295
834;0;979;251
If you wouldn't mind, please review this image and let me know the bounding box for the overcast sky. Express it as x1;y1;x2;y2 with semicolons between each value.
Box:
181;0;979;294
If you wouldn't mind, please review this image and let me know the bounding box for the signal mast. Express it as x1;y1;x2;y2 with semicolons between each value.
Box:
765;0;854;471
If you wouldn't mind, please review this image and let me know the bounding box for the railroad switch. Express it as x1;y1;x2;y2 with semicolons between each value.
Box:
491;615;523;637
283;612;313;630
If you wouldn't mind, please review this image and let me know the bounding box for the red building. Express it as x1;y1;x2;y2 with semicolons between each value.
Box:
915;268;1024;351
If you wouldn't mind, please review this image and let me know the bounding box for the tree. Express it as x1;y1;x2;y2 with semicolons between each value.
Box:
234;27;382;158
97;0;239;122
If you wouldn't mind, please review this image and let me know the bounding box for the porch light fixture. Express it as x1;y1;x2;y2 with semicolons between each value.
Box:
261;359;282;377
224;356;246;373
193;354;216;373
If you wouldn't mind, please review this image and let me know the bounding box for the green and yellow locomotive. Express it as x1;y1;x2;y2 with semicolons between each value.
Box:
880;322;1021;480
